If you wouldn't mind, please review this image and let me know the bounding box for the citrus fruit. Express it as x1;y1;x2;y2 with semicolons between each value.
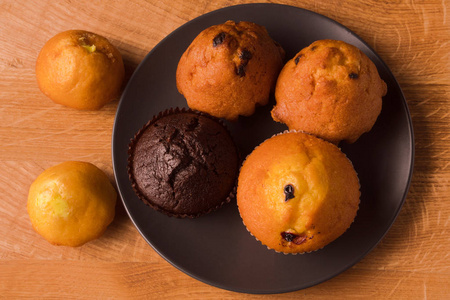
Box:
36;30;124;110
27;161;117;247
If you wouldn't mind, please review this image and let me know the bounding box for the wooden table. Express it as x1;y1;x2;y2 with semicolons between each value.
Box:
1;1;448;298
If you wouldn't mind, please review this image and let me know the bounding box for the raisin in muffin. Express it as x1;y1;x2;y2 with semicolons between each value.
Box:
176;20;285;121
272;39;387;143
128;108;239;218
237;131;360;254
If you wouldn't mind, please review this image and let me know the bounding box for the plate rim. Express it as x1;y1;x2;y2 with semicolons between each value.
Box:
112;3;415;294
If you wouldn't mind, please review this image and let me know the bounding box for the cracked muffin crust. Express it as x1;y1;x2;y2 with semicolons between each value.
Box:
128;108;239;218
272;39;387;144
176;20;285;121
237;131;360;254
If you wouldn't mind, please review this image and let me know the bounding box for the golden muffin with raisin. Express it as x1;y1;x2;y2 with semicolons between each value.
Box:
272;39;387;143
237;131;360;254
176;20;285;121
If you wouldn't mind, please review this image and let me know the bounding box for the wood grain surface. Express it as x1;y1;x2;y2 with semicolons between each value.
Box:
1;0;449;298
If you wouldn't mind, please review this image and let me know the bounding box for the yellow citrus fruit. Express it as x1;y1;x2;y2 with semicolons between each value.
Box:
36;30;125;110
27;161;117;247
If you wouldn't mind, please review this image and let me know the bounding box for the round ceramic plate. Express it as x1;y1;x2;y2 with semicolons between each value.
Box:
112;3;414;294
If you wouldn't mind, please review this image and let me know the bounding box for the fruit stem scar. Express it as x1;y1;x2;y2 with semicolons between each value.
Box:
82;44;96;53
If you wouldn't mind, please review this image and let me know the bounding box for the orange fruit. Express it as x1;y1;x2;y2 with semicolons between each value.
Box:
36;30;124;110
27;161;117;247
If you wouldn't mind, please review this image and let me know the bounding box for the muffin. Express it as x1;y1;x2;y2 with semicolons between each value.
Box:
128;108;239;218
237;131;360;254
271;39;387;144
176;20;285;121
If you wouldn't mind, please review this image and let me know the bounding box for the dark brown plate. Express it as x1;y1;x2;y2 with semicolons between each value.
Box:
112;3;414;294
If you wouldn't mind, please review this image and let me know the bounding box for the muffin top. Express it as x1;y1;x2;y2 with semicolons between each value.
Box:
128;109;239;218
272;39;387;143
237;131;360;253
176;20;285;121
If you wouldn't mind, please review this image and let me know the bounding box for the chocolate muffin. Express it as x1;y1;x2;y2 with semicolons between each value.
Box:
128;108;239;218
176;20;285;121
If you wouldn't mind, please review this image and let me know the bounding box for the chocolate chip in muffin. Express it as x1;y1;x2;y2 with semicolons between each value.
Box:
284;184;295;201
212;32;226;47
349;72;359;79
236;64;246;77
282;232;295;242
239;48;252;60
235;60;249;77
281;232;307;245
294;54;303;65
235;49;253;77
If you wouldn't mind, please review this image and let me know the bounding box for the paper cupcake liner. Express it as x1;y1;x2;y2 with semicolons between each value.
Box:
127;107;239;219
236;129;361;254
